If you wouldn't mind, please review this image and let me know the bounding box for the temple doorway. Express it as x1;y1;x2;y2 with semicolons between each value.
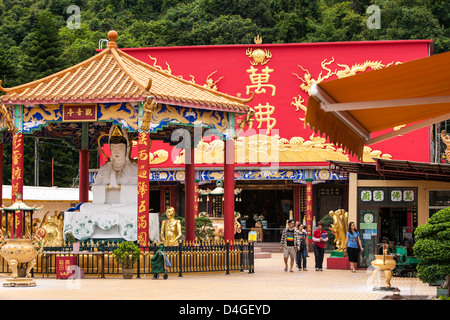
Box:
379;207;417;252
236;188;293;242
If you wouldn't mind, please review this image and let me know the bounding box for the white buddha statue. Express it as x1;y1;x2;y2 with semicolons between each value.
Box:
64;125;139;241
86;125;138;209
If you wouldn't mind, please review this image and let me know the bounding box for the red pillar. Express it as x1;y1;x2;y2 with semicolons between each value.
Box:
223;138;235;243
294;185;300;223
184;145;195;242
11;132;24;238
137;131;150;246
306;179;313;250
0;141;3;209
79;149;89;203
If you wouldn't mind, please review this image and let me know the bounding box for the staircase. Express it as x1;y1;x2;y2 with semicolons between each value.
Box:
253;242;280;259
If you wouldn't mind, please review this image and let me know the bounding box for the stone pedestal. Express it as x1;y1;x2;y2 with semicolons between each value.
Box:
3;278;36;287
327;251;350;270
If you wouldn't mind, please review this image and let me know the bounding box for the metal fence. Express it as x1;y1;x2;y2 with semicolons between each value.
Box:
0;240;255;278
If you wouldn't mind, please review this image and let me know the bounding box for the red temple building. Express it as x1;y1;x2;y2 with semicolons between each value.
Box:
1;31;449;268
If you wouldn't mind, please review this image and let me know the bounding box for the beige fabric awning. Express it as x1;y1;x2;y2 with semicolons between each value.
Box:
305;50;450;159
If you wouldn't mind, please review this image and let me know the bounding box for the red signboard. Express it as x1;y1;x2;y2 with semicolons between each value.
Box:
63;104;97;122
118;40;432;168
56;256;78;279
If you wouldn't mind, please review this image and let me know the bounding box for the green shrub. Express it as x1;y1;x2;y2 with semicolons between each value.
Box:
113;241;141;269
413;207;450;297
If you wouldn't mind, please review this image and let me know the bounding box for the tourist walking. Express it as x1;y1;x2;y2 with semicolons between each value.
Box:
296;223;308;271
344;222;364;272
280;219;301;272
312;221;328;271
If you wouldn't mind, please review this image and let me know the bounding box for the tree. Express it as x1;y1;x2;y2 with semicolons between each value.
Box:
18;10;66;83
195;215;216;242
413;207;450;297
0;46;16;88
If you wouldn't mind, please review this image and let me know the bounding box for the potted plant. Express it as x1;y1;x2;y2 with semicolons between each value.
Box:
113;241;141;279
65;231;80;252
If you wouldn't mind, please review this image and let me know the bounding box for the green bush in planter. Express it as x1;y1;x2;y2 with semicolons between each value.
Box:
413;207;450;297
113;241;141;269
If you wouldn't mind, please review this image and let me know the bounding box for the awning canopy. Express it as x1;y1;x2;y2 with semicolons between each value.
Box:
330;158;450;182
305;50;450;159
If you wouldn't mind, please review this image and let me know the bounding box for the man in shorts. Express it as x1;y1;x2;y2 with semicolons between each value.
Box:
280;219;301;272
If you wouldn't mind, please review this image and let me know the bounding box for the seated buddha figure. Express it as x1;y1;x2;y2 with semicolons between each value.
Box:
65;125;138;241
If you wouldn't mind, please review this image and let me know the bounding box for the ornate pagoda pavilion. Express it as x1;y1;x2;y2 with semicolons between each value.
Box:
0;30;253;245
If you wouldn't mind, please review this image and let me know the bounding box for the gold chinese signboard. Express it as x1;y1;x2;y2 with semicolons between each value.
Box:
63;104;97;122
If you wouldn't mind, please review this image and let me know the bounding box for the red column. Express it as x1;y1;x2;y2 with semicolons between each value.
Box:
11;132;24;238
79;149;89;203
184;145;195;242
137;131;150;246
223;138;235;243
0;141;3;231
294;185;300;223
0;141;3;209
194;182;199;218
306;179;313;250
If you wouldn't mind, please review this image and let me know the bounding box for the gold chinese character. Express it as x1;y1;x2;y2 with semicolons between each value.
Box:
77;108;83;116
246;66;276;96
138;181;148;198
12;167;22;180
138;165;148;179
138;149;148;161
253;103;276;134
12;150;22;165
68;108;74;116
138;212;148;228
85;107;92;116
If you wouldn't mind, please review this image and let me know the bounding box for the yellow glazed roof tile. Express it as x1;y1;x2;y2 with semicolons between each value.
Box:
0;31;251;113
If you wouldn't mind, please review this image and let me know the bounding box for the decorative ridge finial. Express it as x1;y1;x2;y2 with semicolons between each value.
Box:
254;34;262;44
107;30;118;48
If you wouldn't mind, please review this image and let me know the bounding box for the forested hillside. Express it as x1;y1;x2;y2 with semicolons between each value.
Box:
0;0;449;187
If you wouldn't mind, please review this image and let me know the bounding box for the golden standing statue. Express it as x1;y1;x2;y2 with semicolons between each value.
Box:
160;206;182;246
329;209;349;252
441;130;450;163
39;211;65;247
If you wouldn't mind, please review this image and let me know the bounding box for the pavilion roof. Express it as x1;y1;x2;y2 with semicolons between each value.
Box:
0;31;251;113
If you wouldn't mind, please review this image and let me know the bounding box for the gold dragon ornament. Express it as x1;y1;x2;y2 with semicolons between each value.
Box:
291;58;401;121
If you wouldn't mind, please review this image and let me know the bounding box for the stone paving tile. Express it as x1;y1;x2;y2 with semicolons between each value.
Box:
0;253;437;300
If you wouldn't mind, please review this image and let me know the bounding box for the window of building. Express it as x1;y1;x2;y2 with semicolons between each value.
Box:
429;190;450;217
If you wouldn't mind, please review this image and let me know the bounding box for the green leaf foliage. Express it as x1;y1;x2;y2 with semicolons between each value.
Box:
413;207;450;288
113;241;141;268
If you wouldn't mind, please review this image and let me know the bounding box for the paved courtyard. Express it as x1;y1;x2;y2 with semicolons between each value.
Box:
0;253;437;301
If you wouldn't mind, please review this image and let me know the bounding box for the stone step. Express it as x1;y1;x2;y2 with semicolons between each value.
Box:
254;252;272;259
252;246;272;258
255;242;281;253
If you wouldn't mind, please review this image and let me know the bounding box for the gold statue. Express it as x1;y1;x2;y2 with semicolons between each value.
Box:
441;130;450;163
329;209;349;252
39;211;64;247
286;210;294;228
140;96;157;132
160;206;182;246
0;103;16;132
